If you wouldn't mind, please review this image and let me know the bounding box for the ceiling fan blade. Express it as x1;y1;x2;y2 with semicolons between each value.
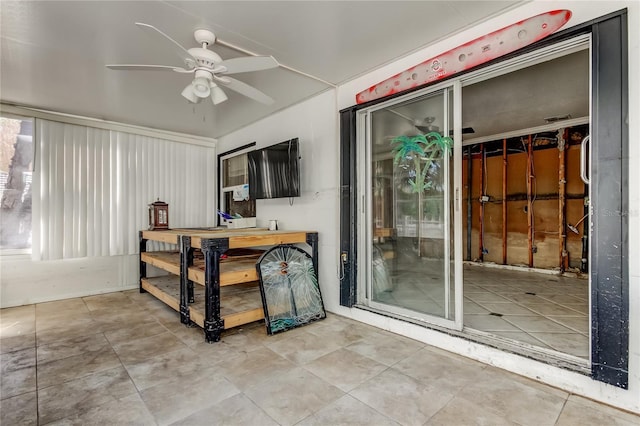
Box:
215;76;274;105
135;22;197;68
217;56;279;75
106;64;193;73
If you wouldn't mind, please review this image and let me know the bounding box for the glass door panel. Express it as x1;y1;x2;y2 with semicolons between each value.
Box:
366;85;461;328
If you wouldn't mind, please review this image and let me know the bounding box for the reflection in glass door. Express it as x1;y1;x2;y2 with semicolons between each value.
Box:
362;83;462;329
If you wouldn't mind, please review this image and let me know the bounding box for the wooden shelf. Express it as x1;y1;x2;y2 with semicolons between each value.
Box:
188;257;260;286
141;252;180;275
141;275;263;329
141;276;181;312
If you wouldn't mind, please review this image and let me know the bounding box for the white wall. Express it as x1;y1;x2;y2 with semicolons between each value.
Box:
0;254;139;307
332;0;640;414
217;89;342;312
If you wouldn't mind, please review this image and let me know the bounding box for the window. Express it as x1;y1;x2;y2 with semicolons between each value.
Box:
218;144;256;223
0;115;33;253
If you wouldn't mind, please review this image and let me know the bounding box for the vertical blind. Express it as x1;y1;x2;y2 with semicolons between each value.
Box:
32;119;215;260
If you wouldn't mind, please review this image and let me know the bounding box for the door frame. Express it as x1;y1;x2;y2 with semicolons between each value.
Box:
354;81;463;330
339;9;628;389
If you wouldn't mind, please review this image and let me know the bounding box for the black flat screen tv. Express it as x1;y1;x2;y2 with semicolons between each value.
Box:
248;138;300;199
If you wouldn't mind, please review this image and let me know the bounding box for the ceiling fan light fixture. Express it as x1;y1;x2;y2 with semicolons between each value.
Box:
192;76;211;98
181;84;200;103
210;83;228;105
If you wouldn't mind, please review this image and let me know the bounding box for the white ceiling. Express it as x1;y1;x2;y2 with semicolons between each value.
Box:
0;1;524;139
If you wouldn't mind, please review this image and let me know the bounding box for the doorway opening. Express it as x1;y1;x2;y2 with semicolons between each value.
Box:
460;46;590;360
359;39;590;364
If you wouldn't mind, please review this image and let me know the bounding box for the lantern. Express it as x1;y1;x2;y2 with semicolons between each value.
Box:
148;199;169;230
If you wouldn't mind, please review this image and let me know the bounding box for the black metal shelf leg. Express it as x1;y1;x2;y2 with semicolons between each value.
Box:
139;231;147;293
179;236;193;325
202;238;229;342
306;232;319;280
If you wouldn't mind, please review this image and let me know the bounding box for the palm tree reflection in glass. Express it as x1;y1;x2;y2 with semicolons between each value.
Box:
390;132;452;257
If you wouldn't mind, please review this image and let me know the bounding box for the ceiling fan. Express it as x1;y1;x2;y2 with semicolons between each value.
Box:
415;117;475;135
106;23;279;106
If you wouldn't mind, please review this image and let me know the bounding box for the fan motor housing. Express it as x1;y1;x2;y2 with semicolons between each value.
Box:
188;47;222;68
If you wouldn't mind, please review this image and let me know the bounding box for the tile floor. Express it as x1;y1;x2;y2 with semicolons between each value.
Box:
375;256;589;358
464;264;589;358
2;290;638;426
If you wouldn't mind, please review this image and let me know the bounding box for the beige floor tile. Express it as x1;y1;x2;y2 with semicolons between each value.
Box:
37;333;109;364
36;312;97;332
1;347;35;374
218;346;297;390
528;332;590;357
244;366;344;426
456;368;567;426
214;326;271;352
124;346;218;391
464;314;521;332
522;303;586;316
0;305;36;339
161;321;208;346
535;293;586;304
82;291;136;311
35;301;91;328
463;300;491;314
346;330;424;367
503;315;575;333
141;369;240;426
561;303;589;315
89;309;160;332
47;392;156;426
37;366;138;424
0;333;35;354
464;292;514;303
350;368;455;426
35;298;88;316
425;396;517;425
264;329;342;364
475;302;536;316
306;316;380;348
557;395;640;425
298;394;399;426
304;348;387;392
0;365;36;399
547;315;589;334
111;331;188;364
37;346;122;388
103;321;169;346
0;391;37;426
0;349;36;402
393;346;487;393
169;393;278;426
36;319;106;346
489;331;554;349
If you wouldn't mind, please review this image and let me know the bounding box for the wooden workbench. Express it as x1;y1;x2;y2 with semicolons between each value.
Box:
139;228;318;342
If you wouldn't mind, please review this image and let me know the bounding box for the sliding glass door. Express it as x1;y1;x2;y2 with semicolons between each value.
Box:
358;82;463;329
